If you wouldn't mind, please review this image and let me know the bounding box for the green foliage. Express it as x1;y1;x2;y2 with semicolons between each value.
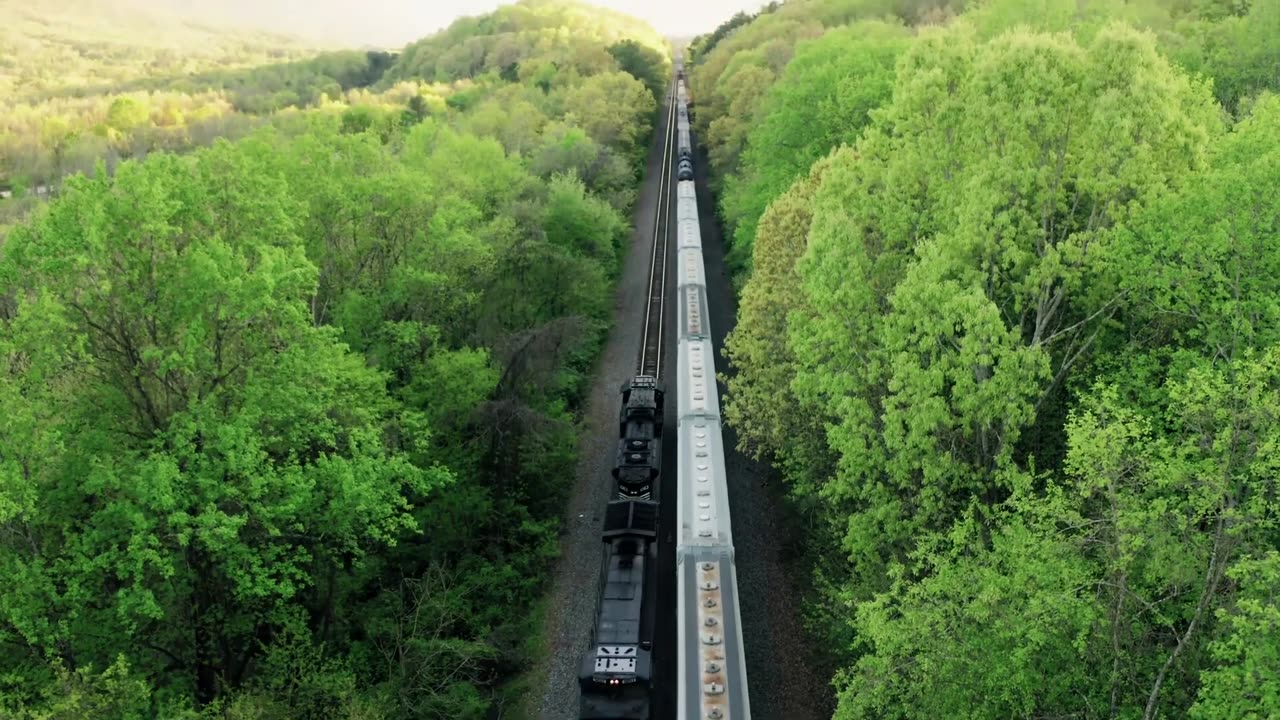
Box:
0;14;400;200
189;51;397;114
837;344;1280;718
1191;553;1280;720
687;0;963;292
0;145;446;705
105;96;150;132
837;505;1100;719
560;71;656;159
785;23;1218;586
607;39;669;103
713;2;1280;717
1168;1;1280;115
544;174;626;268
722;157;835;487
692;0;1277;290
689;0;961;191
689;5;778;63
382;0;667;85
528;122;637;211
458;87;548;156
963;0;1173;38
0;0;661;715
720;20;911;275
0;0;320;101
0;657;165;720
1109;93;1280;360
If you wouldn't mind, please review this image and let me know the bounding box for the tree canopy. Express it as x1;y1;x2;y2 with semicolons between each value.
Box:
691;0;1280;288
0;1;668;716
711;1;1280;717
720;20;911;275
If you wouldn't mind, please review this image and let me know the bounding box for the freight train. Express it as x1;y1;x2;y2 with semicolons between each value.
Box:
673;74;750;720
581;68;748;720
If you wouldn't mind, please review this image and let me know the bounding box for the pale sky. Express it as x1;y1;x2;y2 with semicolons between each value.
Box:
159;0;772;47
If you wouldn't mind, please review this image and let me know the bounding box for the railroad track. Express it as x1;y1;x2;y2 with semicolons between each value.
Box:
637;79;677;379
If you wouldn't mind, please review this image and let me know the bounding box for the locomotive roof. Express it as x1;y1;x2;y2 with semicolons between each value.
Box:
595;539;647;645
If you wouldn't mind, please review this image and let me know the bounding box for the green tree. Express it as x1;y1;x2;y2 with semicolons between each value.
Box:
1108;94;1280;365
1191;553;1280;720
837;345;1280;719
542;173;626;267
721;20;911;275
528;122;635;209
703;63;775;181
560;70;655;156
1169;1;1280;114
791;20;1218;590
607;39;669;103
722;156;834;486
105;96;151;132
0;147;446;706
461;94;548;156
836;498;1100;719
0;657;164;720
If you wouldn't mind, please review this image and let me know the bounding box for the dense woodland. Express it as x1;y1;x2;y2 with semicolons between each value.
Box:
695;0;1280;718
0;1;667;717
6;0;1279;717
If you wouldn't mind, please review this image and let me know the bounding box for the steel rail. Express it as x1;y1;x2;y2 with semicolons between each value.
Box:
638;78;677;379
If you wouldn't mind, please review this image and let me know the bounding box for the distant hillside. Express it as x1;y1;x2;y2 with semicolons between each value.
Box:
0;0;324;100
145;0;462;48
384;0;668;84
0;0;395;198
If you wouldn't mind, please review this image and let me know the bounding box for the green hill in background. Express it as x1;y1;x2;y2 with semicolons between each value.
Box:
0;0;400;195
0;0;324;100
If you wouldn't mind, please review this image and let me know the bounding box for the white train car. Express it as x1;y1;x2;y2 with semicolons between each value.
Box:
673;87;751;720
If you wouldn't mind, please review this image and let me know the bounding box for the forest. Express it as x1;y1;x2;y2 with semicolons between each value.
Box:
0;1;667;717
6;0;1279;717
694;0;1280;718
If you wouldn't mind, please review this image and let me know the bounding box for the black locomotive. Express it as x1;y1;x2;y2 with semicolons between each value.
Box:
614;376;665;500
579;376;666;718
